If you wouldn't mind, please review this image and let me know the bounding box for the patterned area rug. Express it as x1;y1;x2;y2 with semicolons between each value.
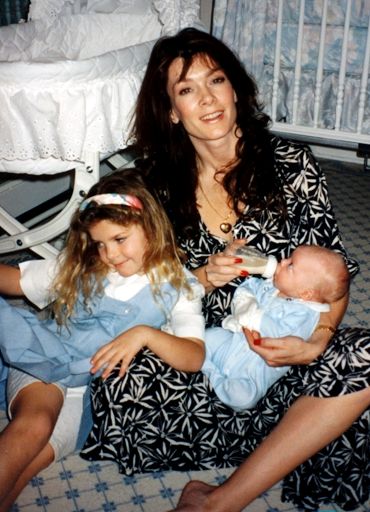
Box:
323;160;370;328
1;156;370;512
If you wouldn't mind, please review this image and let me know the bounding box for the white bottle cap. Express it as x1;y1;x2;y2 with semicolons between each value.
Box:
262;255;277;278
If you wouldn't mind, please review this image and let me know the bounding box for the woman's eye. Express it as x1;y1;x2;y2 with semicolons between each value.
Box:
179;87;191;95
213;76;225;84
116;237;126;244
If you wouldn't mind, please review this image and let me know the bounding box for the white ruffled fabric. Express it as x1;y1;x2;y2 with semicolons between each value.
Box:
0;13;162;62
153;0;201;35
0;46;152;172
27;0;153;21
0;0;201;173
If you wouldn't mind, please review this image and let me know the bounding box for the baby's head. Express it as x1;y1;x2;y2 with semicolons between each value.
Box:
273;245;350;303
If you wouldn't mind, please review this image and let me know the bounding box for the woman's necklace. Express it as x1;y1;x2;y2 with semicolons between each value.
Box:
198;183;234;234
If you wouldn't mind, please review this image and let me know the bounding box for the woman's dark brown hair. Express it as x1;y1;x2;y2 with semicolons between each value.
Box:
130;27;283;237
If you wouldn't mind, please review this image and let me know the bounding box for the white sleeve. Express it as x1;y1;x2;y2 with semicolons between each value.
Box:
19;258;59;309
167;278;205;340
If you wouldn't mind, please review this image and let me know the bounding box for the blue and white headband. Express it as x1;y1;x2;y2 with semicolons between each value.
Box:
79;193;143;212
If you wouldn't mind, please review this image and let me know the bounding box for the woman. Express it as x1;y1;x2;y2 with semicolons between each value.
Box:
81;28;370;511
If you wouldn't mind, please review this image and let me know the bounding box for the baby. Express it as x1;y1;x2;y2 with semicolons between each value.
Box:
202;244;350;411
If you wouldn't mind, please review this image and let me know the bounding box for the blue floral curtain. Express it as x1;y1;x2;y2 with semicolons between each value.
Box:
212;0;370;135
212;0;268;84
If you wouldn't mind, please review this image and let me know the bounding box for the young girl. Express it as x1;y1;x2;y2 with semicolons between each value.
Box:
0;168;205;509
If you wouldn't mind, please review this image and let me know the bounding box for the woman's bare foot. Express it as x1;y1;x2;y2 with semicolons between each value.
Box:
169;480;217;511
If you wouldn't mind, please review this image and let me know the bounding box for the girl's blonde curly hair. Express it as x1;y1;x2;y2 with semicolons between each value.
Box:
51;168;191;326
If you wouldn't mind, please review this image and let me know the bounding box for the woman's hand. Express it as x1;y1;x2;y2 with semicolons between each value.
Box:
194;240;248;292
206;252;246;288
90;326;145;380
243;328;324;366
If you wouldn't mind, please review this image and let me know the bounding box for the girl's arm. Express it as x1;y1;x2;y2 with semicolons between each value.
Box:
0;263;23;296
90;326;205;380
91;271;206;379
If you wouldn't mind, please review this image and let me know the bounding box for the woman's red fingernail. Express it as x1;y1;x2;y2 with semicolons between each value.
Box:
234;258;243;264
254;338;261;346
240;270;249;277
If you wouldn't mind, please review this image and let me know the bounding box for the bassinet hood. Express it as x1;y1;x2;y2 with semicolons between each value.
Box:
0;12;163;62
0;0;201;63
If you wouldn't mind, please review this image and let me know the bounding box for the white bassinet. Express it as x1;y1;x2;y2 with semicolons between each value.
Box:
0;0;202;257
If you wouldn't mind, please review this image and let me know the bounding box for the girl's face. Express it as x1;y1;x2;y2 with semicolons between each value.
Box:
89;219;148;277
166;55;238;146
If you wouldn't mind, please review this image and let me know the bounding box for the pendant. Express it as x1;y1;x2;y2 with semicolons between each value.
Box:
220;222;232;234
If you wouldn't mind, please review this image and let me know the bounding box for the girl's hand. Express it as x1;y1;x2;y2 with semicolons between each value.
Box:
243;328;322;366
90;326;145;380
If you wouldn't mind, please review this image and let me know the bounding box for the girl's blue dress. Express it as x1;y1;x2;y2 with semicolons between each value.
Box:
0;281;179;390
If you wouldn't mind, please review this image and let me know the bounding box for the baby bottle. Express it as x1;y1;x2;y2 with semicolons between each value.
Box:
228;244;277;278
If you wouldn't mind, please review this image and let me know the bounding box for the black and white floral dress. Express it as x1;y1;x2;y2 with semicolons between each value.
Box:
81;138;370;511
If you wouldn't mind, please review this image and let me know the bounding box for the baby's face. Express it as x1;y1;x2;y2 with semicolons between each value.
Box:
273;248;315;298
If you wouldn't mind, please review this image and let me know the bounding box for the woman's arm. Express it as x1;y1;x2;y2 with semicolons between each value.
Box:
307;291;349;356
90;326;205;379
247;142;354;367
243;292;349;366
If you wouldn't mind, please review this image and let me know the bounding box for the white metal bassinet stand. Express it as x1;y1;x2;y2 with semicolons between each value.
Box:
0;0;202;258
0;156;99;259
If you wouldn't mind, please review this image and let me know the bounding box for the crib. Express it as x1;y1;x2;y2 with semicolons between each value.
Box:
0;0;202;258
212;0;370;168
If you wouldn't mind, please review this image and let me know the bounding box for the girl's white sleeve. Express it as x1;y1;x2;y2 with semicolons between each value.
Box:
19;258;59;309
169;276;205;341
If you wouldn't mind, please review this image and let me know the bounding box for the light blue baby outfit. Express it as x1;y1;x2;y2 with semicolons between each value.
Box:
202;277;330;411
